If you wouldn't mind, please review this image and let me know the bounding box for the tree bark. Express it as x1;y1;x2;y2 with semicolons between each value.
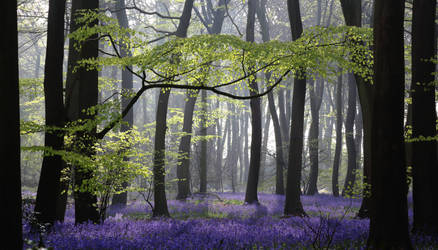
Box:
225;103;240;192
34;0;66;225
411;0;438;235
256;0;283;193
65;0;100;224
199;90;208;193
339;0;373;219
355;100;363;173
284;0;307;217
177;0;227;198
342;73;357;197
1;1;22;247
259;105;270;185
244;0;262;204
306;78;324;195
152;0;194;216
215;100;225;191
332;73;343;197
152;90;171;217
366;0;412;247
176;91;199;199
111;0;134;207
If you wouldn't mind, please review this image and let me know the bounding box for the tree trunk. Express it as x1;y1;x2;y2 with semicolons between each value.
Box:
34;0;66;225
177;0;226;197
176;91;198;199
284;0;307;217
153;90;171;217
355;100;363;172
65;0;100;224
199;90;208;193
342;73;357;197
243;111;250;183
111;0;134;207
366;0;412;247
256;0;286;193
1;1;22;247
152;0;194;215
215;100;226;191
267;87;286;195
225;103;240;192
244;0;262;204
306;78;324;195
411;0;438;235
332;72;343;197
339;0;373;219
322;89;334;169
259;105;270;186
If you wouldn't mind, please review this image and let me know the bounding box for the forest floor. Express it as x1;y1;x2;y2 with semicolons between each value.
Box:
23;193;437;249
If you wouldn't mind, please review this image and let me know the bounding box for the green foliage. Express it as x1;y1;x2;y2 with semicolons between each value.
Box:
342;169;371;200
69;11;373;95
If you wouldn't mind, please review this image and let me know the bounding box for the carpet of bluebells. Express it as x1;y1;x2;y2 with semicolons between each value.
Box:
22;193;436;249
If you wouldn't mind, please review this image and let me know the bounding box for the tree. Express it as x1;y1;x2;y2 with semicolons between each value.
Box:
1;1;22;248
256;0;285;195
306;78;324;195
65;0;100;224
342;73;357;197
411;0;438;235
199;89;208;193
226;103;240;192
332;72;343;197
284;0;307;217
177;0;227;199
153;0;194;216
111;0;134;207
305;0;327;196
339;0;373;219
244;0;263;204
366;0;412;248
34;0;66;225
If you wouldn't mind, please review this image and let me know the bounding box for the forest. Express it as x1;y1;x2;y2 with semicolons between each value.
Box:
1;0;437;249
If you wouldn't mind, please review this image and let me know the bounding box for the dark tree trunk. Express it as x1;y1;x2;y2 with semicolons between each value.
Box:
1;1;22;247
339;0;373;219
199;90;207;193
65;0;100;224
284;0;307;217
56;163;69;222
152;0;194;215
176;91;198;199
111;0;134;207
342;73;357;197
34;0;66;225
306;78;324;195
244;0;262;204
411;0;438;235
366;0;412;248
177;0;226;198
332;73;343;197
256;2;285;193
268;88;286;195
153;90;171;217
